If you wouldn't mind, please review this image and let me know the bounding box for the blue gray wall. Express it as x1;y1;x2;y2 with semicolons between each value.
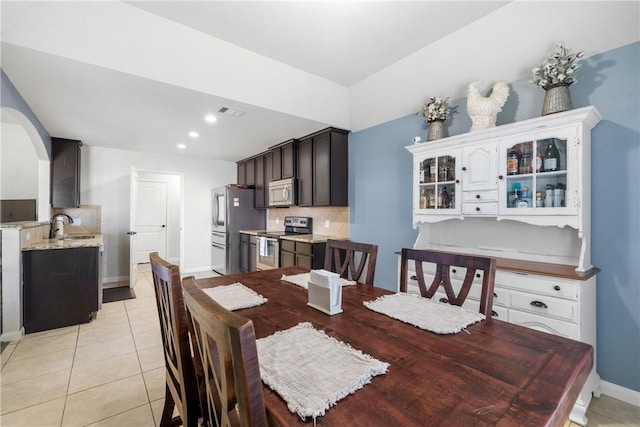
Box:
1;69;51;158
349;41;640;393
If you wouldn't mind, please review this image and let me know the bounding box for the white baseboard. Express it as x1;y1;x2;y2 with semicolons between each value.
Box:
1;327;25;343
104;275;128;284
182;266;213;274
600;381;640;406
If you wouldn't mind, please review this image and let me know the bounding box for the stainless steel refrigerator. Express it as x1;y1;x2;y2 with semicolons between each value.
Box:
211;186;265;275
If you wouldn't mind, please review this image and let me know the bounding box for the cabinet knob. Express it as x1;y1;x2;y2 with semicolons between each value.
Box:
451;269;457;274
462;166;467;171
553;285;561;291
491;310;499;318
455;179;460;184
439;297;449;304
498;175;504;180
530;300;548;309
475;273;481;278
410;275;418;280
475;194;481;199
476;207;481;212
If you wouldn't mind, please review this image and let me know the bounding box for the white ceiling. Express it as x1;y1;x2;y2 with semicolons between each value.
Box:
1;1;638;162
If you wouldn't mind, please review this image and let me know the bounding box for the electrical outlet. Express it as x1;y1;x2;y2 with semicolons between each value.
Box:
71;218;81;226
325;219;330;228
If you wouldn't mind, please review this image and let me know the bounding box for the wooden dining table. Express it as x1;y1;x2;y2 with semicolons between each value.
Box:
196;266;593;426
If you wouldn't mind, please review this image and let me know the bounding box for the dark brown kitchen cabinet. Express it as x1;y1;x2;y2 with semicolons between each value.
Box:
280;239;326;269
254;153;266;209
297;137;314;206
267;139;296;181
23;246;99;333
240;233;257;272
51;137;82;208
245;158;256;187
237;161;247;185
297;128;349;207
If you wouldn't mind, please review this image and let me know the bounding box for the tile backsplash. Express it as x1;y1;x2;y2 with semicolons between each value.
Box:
52;205;101;234
267;206;349;238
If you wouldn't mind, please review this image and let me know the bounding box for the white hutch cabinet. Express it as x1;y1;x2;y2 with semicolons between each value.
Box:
403;107;601;426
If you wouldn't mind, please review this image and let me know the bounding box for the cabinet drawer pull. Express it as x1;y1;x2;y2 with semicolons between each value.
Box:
498;175;504;180
451;269;457;274
476;273;481;278
491;310;499;318
410;275;418;280
476;207;481;212
493;292;497;298
439;297;449;304
530;300;548;309
476;194;481;199
553;285;561;291
462;166;467;171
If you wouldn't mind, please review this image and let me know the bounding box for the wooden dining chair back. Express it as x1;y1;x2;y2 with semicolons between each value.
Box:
399;248;497;316
324;239;379;285
182;276;268;427
149;252;202;427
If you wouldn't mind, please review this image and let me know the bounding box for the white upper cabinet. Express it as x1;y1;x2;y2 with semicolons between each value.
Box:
406;107;600;230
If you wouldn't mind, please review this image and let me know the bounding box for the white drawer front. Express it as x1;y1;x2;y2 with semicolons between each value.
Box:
462;202;498;215
462;298;508;320
496;271;579;300
509;310;579;339
468;285;508;307
462;190;498;203
510;290;578;322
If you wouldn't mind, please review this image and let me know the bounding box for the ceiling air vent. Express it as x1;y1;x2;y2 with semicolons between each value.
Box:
217;106;247;117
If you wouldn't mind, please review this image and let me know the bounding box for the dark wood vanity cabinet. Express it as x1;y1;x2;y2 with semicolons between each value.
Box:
23;247;99;333
51;138;82;208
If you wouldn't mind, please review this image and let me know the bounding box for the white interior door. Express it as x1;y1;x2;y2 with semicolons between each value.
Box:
129;168;138;288
129;169;168;287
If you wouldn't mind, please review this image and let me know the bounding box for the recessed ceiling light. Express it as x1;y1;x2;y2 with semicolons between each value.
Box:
177;144;186;149
189;131;199;138
205;114;217;123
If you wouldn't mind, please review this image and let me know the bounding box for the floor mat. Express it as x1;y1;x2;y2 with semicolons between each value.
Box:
103;287;137;303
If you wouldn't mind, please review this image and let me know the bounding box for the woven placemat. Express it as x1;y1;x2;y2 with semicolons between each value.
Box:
257;322;388;421
364;293;485;334
201;283;267;311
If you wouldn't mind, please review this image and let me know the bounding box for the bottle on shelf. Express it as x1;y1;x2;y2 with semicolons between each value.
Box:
543;140;560;171
536;192;543;207
519;143;532;174
428;159;436;183
510;182;521;208
442;187;450;209
534;142;544;173
507;148;519;175
545;184;555;207
514;186;532;208
419;161;425;183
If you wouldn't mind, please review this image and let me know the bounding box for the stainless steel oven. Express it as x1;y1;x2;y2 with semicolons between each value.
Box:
256;235;279;270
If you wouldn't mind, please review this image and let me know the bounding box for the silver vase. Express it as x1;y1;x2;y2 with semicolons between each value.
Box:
427;120;447;141
542;83;573;116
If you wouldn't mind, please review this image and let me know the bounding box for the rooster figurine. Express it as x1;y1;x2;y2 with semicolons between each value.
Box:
466;81;510;132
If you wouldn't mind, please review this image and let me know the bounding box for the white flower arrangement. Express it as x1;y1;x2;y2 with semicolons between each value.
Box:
532;42;585;89
417;97;452;122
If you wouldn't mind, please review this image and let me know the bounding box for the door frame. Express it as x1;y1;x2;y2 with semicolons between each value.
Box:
129;167;184;286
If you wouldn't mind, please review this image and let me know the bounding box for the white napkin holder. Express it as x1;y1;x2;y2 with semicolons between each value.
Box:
307;269;342;315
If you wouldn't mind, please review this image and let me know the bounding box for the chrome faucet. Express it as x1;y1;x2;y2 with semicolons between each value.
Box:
49;213;74;239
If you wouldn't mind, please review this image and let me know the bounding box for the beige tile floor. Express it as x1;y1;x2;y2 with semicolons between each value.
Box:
0;264;216;427
1;265;639;426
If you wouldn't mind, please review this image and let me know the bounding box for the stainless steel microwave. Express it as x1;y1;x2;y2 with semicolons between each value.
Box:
268;178;296;207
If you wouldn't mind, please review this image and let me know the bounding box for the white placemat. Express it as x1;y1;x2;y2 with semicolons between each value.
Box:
256;322;388;421
364;293;485;334
201;283;267;311
281;272;356;289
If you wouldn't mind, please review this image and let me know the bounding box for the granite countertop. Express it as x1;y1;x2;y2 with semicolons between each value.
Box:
280;234;349;244
239;230;265;235
22;234;104;251
0;221;49;229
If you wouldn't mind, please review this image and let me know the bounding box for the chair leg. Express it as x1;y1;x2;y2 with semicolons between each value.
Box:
160;384;176;427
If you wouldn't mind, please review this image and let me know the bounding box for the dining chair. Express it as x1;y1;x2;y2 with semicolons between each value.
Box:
399;248;497;316
149;252;203;427
182;276;269;427
324;239;379;285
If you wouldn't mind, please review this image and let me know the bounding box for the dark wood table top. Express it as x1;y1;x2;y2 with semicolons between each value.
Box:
196;267;593;426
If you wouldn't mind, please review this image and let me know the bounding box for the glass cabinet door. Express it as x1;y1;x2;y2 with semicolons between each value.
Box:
501;137;569;212
417;153;459;213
